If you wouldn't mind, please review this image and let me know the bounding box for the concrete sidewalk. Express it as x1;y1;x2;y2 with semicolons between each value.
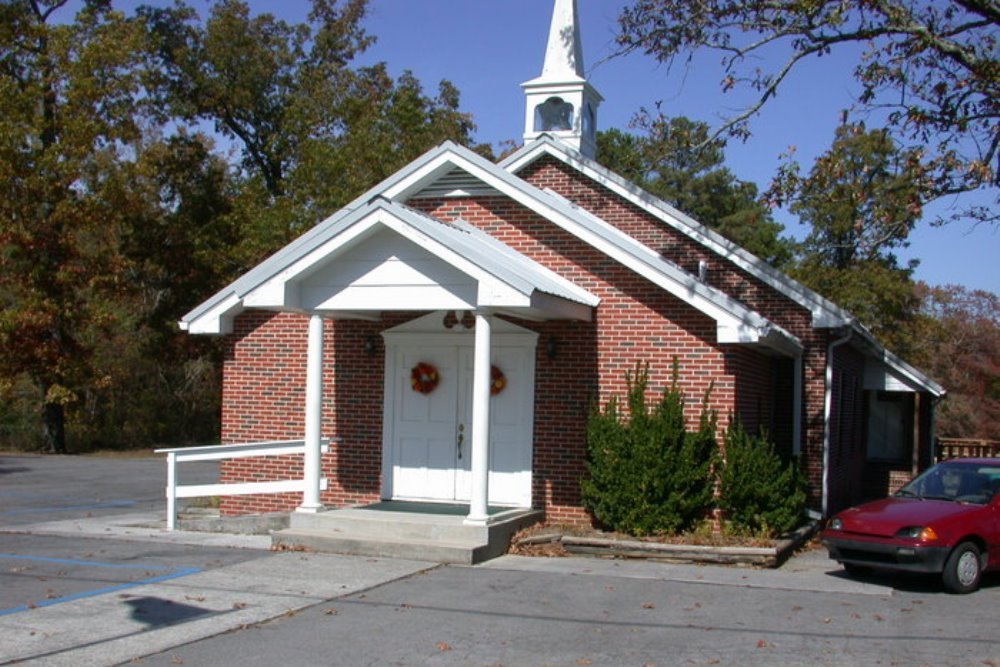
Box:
480;550;892;596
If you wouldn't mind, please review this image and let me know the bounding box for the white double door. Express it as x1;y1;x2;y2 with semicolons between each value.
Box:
386;337;534;507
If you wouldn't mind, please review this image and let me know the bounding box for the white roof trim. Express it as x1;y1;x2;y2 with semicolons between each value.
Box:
181;198;598;334
500;136;949;395
851;324;946;397
500;136;854;327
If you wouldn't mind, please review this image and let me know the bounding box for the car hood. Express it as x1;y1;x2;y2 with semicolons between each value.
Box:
836;497;982;537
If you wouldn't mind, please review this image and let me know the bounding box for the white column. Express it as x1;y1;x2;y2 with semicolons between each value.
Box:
465;309;492;524
298;314;325;513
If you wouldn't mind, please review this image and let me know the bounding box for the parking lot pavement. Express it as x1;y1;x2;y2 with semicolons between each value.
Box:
4;455;997;666
132;555;1000;667
0;454;438;666
0;542;436;667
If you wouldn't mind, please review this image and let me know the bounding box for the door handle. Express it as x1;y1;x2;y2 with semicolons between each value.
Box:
456;423;464;459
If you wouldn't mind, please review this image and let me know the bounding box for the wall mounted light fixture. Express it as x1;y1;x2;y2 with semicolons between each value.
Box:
364;334;378;357
546;336;558;360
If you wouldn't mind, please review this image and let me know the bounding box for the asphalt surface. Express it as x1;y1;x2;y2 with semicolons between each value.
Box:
1;453;998;667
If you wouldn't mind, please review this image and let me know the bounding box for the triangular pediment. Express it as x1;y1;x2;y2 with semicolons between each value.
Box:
181;195;597;334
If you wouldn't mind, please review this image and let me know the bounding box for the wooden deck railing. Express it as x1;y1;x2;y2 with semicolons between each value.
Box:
936;437;1000;462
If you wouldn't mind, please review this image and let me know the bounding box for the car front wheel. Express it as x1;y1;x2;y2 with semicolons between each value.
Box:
942;542;982;594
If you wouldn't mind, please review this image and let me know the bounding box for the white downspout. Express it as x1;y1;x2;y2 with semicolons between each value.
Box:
822;326;853;517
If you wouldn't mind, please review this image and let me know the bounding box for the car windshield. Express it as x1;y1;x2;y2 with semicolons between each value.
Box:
897;462;1000;504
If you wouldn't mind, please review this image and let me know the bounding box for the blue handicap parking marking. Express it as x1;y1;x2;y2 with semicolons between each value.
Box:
0;554;201;617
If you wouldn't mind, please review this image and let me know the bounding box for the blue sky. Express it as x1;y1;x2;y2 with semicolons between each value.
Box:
126;0;1000;293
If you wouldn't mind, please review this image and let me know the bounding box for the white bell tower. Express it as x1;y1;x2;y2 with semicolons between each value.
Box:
521;0;603;158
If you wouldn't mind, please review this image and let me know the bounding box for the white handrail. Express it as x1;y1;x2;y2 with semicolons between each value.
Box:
156;438;330;530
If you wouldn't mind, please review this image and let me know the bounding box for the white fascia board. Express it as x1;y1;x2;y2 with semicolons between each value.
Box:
376;212;532;300
477;281;531;307
181;293;242;335
529;292;593;321
248;205;535;311
242;215;382;309
383;151;479;203
501;139;852;328
852;324;946;397
540;187;774;332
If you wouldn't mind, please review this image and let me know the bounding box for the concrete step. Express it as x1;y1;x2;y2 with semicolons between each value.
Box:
273;505;544;564
288;509;489;543
271;528;491;564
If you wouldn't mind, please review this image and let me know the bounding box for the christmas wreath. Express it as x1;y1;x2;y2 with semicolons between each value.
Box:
490;364;506;396
410;362;440;395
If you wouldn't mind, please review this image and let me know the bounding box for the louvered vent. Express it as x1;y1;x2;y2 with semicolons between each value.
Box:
409;168;500;199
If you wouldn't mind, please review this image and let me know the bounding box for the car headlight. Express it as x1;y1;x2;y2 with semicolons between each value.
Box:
894;526;939;540
828;517;843;531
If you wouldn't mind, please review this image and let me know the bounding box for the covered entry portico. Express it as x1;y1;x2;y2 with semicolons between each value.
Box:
183;198;597;525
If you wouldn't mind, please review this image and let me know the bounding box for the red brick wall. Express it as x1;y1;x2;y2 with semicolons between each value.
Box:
218;312;406;515
411;194;749;523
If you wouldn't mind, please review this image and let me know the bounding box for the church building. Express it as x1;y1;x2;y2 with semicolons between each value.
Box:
180;0;944;551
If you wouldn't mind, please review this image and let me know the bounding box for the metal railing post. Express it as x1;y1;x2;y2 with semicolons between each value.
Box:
166;451;177;531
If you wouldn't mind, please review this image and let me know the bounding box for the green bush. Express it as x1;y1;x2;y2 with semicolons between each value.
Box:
582;362;718;536
718;422;807;537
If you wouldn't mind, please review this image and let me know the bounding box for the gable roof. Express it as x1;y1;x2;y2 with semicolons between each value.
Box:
500;135;944;397
181;140;801;355
181;197;598;334
380;141;800;352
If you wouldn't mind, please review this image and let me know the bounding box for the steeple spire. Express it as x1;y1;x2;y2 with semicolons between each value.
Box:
541;0;585;79
522;0;602;158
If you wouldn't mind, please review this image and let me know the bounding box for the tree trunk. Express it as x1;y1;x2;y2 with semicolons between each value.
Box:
42;401;67;454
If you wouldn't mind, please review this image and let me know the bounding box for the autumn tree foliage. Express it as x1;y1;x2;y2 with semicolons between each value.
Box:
141;0;478;265
617;0;998;224
0;0;478;452
771;122;925;355
910;284;1000;440
0;1;149;452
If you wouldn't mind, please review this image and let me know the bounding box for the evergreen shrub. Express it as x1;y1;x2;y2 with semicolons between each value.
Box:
581;362;718;536
718;421;807;537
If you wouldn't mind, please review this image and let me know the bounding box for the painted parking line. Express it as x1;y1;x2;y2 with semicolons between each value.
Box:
0;554;200;617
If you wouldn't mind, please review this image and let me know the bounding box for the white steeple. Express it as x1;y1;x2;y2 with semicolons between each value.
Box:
522;0;602;158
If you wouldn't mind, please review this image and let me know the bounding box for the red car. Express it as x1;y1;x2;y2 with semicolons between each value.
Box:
821;458;1000;593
